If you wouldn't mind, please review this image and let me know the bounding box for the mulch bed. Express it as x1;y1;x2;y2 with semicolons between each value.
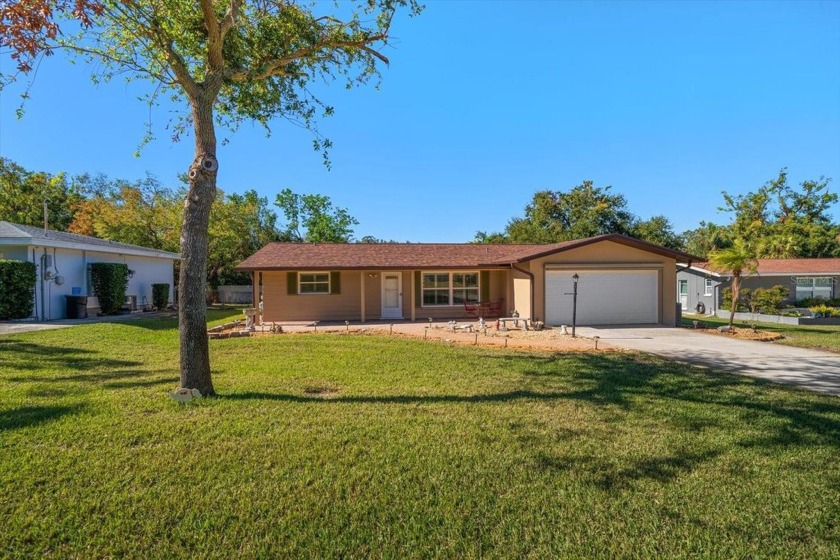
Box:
690;325;784;342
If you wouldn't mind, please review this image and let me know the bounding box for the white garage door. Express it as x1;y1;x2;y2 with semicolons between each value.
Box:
545;270;659;326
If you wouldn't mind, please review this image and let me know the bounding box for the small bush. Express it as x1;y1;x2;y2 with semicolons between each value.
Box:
809;304;840;318
796;297;840;308
0;260;36;319
750;285;789;314
780;310;803;317
152;283;170;309
90;263;129;315
720;287;751;312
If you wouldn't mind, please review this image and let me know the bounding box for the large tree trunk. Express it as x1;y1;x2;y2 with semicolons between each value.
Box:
178;92;218;395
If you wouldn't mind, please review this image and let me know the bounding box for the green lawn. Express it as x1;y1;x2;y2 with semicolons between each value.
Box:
682;313;840;353
2;309;839;558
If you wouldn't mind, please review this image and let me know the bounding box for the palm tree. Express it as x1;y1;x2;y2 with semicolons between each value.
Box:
708;239;759;329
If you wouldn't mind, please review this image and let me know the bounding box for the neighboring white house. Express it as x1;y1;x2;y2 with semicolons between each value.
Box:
0;221;179;320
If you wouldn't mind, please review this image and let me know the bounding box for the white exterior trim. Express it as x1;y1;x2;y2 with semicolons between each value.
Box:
0;237;179;259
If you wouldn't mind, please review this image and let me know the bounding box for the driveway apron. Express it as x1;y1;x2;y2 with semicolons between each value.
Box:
576;326;840;396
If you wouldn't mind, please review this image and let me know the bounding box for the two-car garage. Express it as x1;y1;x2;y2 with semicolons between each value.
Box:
544;268;660;326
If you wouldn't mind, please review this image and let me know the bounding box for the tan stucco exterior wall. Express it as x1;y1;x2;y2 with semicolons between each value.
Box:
262;270;364;322
261;268;510;322
512;268;532;319
522;240;677;325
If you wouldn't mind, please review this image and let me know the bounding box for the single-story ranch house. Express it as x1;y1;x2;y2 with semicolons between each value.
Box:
0;221;179;320
677;258;840;314
236;234;698;327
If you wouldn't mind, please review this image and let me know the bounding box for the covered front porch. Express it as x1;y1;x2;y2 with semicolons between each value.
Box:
254;267;534;324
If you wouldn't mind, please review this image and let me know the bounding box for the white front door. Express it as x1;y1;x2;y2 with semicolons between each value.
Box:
679;280;688;310
381;272;403;319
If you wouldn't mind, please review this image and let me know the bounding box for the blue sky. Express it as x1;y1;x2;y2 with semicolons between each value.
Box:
1;0;838;242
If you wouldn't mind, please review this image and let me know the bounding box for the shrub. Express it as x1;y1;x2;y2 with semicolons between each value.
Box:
720;287;751;312
0;260;36;319
809;304;840;318
750;285;789;314
796;297;840;308
152;283;170;309
90;263;129;315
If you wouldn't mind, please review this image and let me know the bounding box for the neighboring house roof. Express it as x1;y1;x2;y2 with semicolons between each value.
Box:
236;234;698;271
0;221;180;259
689;258;840;277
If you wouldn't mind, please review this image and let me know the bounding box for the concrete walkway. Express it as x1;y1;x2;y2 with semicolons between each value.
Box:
577;326;840;396
0;311;175;336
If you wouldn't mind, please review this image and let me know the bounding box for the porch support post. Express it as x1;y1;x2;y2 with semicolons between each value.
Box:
251;272;260;325
410;270;416;321
360;271;366;323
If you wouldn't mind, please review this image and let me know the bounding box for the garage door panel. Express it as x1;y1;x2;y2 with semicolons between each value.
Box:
546;270;658;325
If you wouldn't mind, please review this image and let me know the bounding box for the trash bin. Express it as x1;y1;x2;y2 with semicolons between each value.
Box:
65;295;89;319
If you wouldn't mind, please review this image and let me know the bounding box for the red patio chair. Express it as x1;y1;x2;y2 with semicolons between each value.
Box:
464;301;481;317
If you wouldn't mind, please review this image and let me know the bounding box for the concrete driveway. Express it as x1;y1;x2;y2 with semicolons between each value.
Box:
576;326;840;397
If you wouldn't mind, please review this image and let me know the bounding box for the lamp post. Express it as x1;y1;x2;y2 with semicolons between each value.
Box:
572;273;579;338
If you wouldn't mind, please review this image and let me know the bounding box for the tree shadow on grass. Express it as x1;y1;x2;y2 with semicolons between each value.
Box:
222;351;840;451
0;339;140;372
534;448;723;490
0;404;84;431
223;389;572;405
8;368;174;390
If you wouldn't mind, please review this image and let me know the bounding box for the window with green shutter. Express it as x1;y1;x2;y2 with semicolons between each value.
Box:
287;272;298;295
288;271;339;295
299;273;330;294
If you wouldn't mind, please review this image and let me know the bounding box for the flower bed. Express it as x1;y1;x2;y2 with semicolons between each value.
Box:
714;310;840;326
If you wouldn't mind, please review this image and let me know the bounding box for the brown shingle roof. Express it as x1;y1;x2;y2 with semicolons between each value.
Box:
235;242;535;270
694;258;840;275
235;234;699;271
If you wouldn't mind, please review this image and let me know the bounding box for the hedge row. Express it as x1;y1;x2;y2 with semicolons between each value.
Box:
0;260;36;320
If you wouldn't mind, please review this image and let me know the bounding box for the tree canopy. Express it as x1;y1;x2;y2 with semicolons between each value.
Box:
475;181;683;249
274;188;358;243
712;170;840;259
708;239;758;328
1;0;421;394
0;157;82;230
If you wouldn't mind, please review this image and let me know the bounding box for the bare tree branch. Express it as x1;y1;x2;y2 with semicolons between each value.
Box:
226;35;390;83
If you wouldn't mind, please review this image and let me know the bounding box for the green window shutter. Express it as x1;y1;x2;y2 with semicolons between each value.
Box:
480;270;490;302
330;271;341;295
287;272;298;295
415;271;422;307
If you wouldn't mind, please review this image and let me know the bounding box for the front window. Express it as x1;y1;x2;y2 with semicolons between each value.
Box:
422;272;479;306
452;273;479;304
795;277;833;301
299;273;330;294
704;278;713;296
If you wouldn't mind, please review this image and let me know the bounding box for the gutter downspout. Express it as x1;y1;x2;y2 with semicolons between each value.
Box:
40;248;47;321
31;248;38;320
510;263;535;321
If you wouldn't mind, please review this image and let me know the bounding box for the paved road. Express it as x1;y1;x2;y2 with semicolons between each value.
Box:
576;326;840;397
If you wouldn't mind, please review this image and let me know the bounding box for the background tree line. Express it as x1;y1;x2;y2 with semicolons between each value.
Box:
3;158;837;287
474;172;839;259
0;157;359;287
